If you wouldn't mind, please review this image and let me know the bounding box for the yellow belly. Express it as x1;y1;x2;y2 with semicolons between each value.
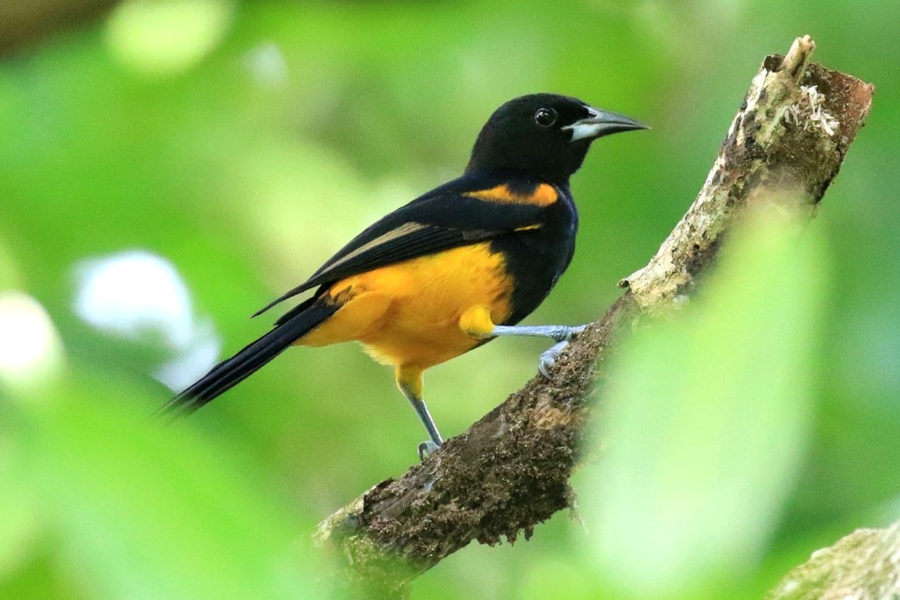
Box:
296;243;512;370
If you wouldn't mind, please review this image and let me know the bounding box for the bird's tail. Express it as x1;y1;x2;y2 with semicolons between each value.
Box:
157;302;337;417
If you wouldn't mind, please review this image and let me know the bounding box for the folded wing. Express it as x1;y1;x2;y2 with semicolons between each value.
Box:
253;178;554;317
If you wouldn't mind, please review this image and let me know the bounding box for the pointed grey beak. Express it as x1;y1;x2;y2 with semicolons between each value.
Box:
563;107;649;142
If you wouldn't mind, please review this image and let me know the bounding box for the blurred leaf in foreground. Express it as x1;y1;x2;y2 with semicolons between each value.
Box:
580;203;827;599
2;375;326;600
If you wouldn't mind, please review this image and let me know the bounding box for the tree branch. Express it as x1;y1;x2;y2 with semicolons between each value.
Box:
314;36;874;596
767;520;900;600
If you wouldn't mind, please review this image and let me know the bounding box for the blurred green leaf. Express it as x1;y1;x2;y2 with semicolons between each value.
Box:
0;408;41;582
105;0;235;76
9;376;324;599
581;207;826;599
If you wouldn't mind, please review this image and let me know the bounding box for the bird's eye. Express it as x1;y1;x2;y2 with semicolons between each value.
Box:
533;107;558;128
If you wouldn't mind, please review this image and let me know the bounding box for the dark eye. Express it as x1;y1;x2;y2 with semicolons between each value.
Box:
533;107;558;128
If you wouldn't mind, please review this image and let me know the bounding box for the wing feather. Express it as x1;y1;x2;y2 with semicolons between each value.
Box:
253;178;554;317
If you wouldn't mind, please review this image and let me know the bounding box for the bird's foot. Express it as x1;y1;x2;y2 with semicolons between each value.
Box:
539;342;569;378
418;440;441;461
539;324;588;378
549;324;587;343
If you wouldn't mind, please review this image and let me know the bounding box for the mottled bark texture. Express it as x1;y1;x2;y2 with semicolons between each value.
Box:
315;36;873;596
767;521;900;600
622;35;872;308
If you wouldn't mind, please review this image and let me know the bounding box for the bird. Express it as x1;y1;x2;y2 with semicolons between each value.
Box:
159;93;646;458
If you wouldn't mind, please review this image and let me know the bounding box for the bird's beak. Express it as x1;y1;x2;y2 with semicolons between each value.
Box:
563;107;649;142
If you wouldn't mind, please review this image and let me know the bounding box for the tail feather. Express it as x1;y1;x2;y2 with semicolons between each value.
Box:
157;302;337;417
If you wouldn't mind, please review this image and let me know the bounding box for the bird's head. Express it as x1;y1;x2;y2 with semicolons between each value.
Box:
466;93;647;185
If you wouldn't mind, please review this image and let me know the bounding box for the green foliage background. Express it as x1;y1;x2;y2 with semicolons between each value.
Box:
1;1;898;598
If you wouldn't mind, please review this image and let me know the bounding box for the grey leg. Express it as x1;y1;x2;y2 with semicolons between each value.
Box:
491;324;588;378
397;379;443;461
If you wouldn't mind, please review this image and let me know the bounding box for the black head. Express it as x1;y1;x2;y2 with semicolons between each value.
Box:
466;93;647;185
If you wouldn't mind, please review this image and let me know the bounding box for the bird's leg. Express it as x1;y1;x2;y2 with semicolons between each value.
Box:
396;366;443;461
459;306;587;379
490;324;587;378
490;324;586;342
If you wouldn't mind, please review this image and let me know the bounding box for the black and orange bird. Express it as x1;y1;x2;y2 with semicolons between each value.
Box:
160;94;646;457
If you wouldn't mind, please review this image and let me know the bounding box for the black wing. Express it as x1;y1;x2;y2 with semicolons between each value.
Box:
253;176;554;317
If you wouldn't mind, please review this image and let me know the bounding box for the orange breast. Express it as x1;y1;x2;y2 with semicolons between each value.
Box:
296;243;512;370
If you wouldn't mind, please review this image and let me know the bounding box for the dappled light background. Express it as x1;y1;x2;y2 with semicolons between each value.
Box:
1;1;898;598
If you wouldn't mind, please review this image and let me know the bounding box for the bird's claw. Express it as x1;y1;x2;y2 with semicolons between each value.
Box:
540;324;588;378
417;440;440;461
549;324;586;342
539;340;570;378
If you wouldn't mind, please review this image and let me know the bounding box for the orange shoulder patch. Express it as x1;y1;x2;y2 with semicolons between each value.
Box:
464;183;558;207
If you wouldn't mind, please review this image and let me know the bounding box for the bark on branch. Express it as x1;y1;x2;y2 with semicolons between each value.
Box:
315;36;874;596
767;520;900;600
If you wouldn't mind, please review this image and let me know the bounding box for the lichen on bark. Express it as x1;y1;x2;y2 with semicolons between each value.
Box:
767;521;900;600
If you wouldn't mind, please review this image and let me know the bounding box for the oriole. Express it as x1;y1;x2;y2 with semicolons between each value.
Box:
160;93;646;458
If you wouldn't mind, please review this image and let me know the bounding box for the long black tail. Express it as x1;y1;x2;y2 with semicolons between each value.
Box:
157;302;337;417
